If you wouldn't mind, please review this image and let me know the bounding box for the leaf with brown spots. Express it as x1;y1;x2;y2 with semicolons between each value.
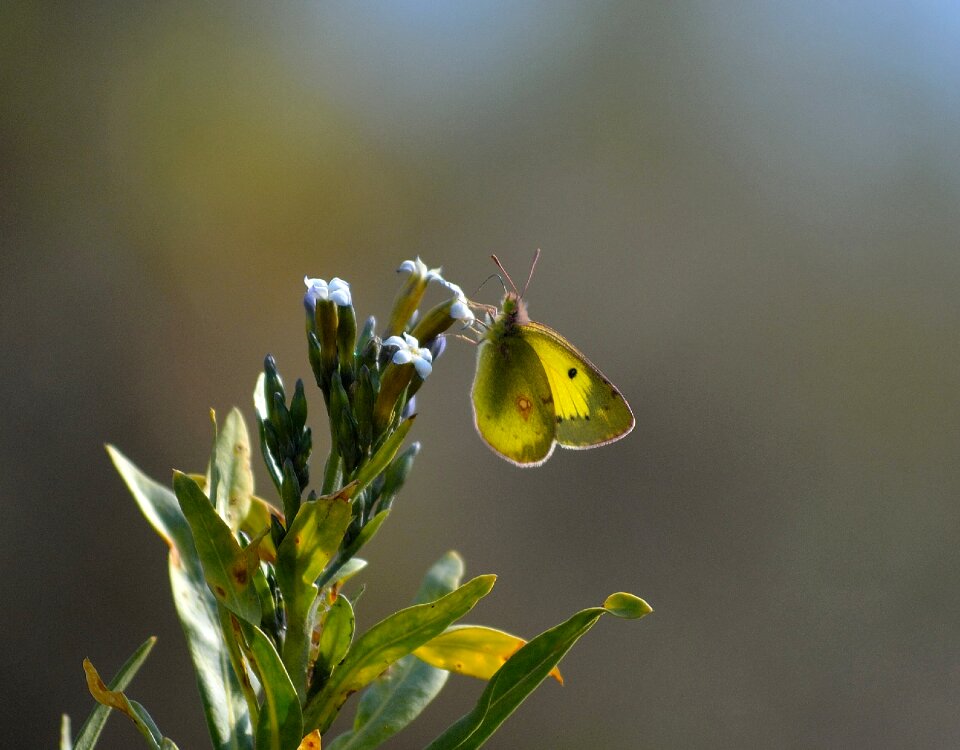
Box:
174;471;261;625
207;408;255;533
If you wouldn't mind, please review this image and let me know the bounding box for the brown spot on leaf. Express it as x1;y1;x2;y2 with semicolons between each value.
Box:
214;585;227;598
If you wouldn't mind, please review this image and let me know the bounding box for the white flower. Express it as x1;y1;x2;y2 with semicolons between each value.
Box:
383;332;433;379
397;257;474;323
397;257;444;283
303;276;352;307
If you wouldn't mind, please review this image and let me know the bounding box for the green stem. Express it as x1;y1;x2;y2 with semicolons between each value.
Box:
279;592;318;702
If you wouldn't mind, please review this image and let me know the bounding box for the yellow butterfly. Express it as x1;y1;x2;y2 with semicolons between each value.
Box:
470;252;635;466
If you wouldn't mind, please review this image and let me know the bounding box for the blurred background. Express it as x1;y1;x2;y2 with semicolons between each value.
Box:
3;2;960;747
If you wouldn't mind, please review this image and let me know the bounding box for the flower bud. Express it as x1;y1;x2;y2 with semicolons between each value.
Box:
385;258;442;338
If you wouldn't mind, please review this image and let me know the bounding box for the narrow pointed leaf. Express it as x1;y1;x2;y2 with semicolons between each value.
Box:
83;659;168;750
208;408;255;532
236;620;303;750
414;626;562;684
327;552;464;750
174;471;261;624
351;416;415;493
108;446;252;749
73;637;156;750
303;574;496;734
314;511;390;593
327;658;447;750
60;714;72;750
425;594;652;750
169;554;254;749
314;593;355;687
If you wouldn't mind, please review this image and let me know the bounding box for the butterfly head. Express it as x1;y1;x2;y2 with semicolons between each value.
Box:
498;292;530;328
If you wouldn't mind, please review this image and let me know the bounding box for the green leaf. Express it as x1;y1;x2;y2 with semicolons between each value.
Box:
314;511;390;593
351;416;415;494
277;492;354;593
412;551;464;604
208;408;255;533
254;372;283;492
424;594;653;750
174;471;261;625
327;658;446;750
108;447;253;749
83;658;174;750
60;714;72;750
328;558;367;587
169;557;254;749
72;637;156;750
235;620;303;750
602;592;654;619
107;446;195;559
413;626;562;683
326;552;464;750
303;574;496;735
313;593;356;688
276;490;354;697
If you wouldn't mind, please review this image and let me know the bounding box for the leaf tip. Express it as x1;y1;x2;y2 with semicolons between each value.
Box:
602;592;653;620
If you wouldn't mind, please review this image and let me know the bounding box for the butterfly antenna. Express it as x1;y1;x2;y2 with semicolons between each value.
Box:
474;273;507;297
491;254;519;295
520;248;541;299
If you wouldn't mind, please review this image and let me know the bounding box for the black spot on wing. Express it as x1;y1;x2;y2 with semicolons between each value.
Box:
568;367;578;378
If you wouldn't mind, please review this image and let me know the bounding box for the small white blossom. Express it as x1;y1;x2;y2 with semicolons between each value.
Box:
440;281;475;323
397;258;474;323
383;332;433;379
304;276;352;307
397;257;444;283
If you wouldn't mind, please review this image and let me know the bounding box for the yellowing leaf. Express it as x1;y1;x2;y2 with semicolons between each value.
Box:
414;626;562;684
298;730;321;749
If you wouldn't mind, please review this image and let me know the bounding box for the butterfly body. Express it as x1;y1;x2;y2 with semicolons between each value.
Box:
471;291;634;466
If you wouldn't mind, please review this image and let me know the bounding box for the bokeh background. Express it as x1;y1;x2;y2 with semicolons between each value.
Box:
4;2;960;747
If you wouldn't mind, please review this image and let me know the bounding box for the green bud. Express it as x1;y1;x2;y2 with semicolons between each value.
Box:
376;441;420;514
372;362;414;437
290;379;308;433
337;303;357;388
353;365;376;458
359;334;381;374
330;372;361;474
385;258;441;338
314;299;339;389
280;458;302;525
355;316;376;357
411;298;460;349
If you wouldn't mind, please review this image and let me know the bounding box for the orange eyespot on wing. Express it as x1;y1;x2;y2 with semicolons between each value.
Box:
471;335;556;466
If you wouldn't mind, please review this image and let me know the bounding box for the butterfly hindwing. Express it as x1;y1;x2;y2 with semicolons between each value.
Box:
519;322;635;448
472;333;557;465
